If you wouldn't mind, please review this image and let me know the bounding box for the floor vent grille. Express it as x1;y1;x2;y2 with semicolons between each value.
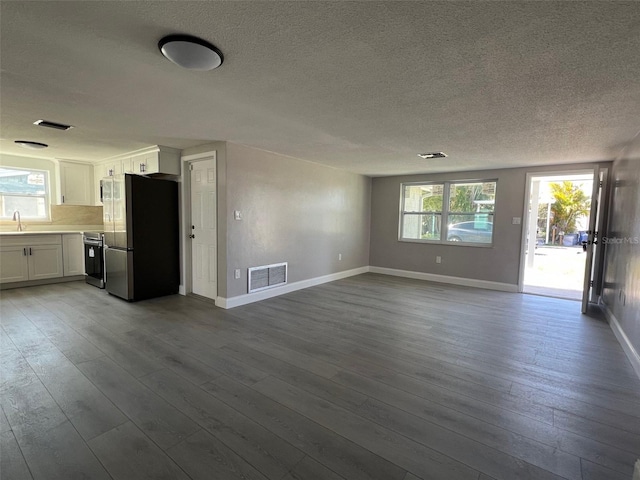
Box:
248;262;288;293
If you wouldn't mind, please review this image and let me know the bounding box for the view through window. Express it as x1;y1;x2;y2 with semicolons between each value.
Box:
400;180;497;245
0;168;49;220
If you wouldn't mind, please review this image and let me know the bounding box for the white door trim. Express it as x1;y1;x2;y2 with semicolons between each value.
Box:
180;150;217;299
517;168;596;293
182;151;217;162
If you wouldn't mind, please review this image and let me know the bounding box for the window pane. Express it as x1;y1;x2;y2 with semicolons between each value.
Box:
449;182;496;213
0;168;47;195
446;214;493;243
403;184;444;212
402;213;441;240
0;168;49;220
1;195;46;219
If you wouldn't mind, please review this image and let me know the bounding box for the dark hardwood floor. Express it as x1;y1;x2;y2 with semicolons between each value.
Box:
1;274;639;480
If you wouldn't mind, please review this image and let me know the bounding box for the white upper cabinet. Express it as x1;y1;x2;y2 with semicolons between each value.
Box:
92;146;181;205
132;148;180;176
59;161;94;205
121;157;134;174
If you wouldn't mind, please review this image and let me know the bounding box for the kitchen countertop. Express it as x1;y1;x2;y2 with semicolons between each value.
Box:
0;231;95;236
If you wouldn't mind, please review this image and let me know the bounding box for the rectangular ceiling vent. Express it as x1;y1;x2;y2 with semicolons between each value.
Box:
248;262;287;293
33;119;74;131
417;152;447;159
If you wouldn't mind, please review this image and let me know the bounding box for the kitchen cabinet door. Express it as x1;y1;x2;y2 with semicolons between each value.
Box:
60;161;93;205
28;245;64;280
0;246;29;283
62;234;84;276
121;157;134;173
133;150;180;176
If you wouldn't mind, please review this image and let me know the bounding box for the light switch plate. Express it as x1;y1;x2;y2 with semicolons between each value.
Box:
234;210;242;220
234;269;241;279
512;217;521;225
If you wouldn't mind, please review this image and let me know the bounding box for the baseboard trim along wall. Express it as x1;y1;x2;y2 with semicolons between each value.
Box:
216;266;370;309
602;303;640;380
215;265;519;309
368;266;519;293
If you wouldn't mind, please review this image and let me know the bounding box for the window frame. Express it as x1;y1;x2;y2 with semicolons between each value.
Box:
0;167;51;222
399;178;497;247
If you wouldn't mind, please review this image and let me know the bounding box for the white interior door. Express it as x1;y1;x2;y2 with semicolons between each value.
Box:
581;166;602;313
190;158;217;300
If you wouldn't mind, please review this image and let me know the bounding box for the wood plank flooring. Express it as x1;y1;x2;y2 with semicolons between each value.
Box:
1;273;639;480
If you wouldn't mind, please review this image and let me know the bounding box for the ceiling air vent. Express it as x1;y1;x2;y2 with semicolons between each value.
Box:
418;152;447;159
33;119;74;131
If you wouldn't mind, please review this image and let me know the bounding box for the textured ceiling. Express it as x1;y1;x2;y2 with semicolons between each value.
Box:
1;1;639;176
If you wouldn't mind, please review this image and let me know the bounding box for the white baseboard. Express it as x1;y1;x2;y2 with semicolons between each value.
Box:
216;266;370;309
178;285;186;295
369;266;519;293
601;302;640;380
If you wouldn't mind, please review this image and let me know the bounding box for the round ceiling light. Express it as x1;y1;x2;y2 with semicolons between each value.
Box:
15;140;48;149
158;34;224;71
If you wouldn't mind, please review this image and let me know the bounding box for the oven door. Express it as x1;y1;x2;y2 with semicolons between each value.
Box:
84;239;104;288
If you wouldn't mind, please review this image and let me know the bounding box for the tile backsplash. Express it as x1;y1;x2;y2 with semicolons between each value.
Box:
0;205;103;232
50;205;103;225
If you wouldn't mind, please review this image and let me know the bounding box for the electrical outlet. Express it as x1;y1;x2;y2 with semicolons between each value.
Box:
338;254;342;261
234;210;242;220
512;217;521;225
234;269;241;279
436;256;442;264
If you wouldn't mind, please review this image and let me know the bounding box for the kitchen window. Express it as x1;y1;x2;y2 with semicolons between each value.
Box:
400;180;497;245
0;168;50;220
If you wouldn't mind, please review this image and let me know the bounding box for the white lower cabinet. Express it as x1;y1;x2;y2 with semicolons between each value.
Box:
0;235;67;284
0;246;30;283
28;245;64;280
62;234;84;276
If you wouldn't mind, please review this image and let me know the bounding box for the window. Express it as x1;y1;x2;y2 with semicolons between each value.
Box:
400;180;496;245
400;183;444;240
0;168;50;220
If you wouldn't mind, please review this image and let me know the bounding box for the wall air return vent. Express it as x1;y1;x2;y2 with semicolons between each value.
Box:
33;119;74;131
248;262;288;293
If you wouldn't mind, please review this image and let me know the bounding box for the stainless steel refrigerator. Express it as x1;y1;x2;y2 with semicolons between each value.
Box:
102;174;179;301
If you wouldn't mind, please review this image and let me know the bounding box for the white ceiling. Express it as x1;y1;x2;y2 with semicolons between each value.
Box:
1;1;639;176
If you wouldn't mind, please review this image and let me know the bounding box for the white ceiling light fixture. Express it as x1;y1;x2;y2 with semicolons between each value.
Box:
158;34;224;71
14;140;48;149
418;152;447;159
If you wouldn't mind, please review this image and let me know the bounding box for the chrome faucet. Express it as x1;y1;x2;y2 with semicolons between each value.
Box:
12;210;23;231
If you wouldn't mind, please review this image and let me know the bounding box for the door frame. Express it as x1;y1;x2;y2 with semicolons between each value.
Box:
517;167;600;295
180;150;218;301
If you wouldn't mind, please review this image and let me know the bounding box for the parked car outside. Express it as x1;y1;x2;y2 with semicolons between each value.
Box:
447;221;493;243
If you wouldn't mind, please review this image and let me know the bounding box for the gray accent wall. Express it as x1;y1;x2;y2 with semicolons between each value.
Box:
183;142;371;299
223;143;371;298
602;143;640;360
370;163;610;286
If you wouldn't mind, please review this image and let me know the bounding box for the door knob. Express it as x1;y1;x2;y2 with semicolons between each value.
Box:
189;234;195;239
